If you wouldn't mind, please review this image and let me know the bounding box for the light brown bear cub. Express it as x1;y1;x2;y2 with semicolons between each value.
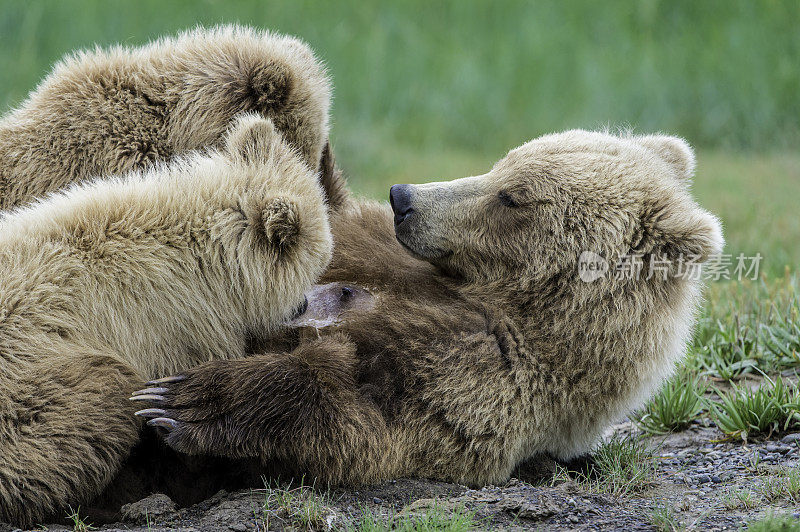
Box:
136;130;723;489
0;25;334;210
0;114;332;527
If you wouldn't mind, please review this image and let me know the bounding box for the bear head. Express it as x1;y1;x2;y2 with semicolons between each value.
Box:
391;130;723;288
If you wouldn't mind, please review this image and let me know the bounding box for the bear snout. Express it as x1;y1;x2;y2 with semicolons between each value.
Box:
389;184;414;226
290;295;309;319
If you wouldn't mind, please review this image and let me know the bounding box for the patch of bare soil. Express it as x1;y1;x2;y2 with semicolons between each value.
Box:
4;424;800;531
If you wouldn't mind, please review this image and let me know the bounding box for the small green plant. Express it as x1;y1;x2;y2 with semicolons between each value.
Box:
722;488;760;510
351;508;388;532
761;295;800;368
721;489;741;510
394;503;477;532
758;468;800;503
708;375;800;440
352;502;478;532
734;489;759;510
649;503;683;532
635;370;706;435
257;479;335;531
784;468;800;502
760;476;787;502
745;512;800;532
558;435;656;497
66;506;95;532
693;315;761;381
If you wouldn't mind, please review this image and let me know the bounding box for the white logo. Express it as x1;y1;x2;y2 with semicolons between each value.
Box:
578;251;608;283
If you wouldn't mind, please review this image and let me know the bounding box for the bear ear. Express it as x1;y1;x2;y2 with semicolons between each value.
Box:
646;202;724;262
636;135;696;183
318;141;350;211
224;113;282;163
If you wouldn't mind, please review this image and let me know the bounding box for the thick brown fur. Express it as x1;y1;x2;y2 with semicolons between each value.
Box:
0;25;336;210
0;115;333;527
0;27;723;524
134;131;723;490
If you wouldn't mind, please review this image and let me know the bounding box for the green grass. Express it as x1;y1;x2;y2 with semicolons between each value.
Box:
255;479;335;531
555;434;656;497
690;276;800;379
758;468;800;504
1;0;799;155
635;370;706;435
66;506;95;532
351;502;478;532
649;503;684;532
692;152;800;278
708;375;800;441
745;513;800;532
721;488;760;511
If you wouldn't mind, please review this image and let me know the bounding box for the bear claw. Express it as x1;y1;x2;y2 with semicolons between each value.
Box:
146;375;186;385
134;408;166;418
146;417;178;431
131;387;169;396
129;393;166;402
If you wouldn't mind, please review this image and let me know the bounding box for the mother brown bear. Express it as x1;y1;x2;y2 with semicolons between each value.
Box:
134;129;722;488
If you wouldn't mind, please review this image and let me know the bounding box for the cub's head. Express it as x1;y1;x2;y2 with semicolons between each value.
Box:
391;130;723;286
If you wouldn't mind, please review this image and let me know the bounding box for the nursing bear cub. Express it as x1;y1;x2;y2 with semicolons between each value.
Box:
0;115;332;526
134;130;722;487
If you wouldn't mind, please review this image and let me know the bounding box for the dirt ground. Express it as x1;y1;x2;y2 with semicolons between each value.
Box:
4;422;798;532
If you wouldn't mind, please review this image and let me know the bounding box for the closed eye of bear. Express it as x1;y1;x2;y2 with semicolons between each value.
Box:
132;130;723;489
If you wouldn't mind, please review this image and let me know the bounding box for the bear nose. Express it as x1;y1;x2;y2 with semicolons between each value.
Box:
291;295;308;319
390;184;414;225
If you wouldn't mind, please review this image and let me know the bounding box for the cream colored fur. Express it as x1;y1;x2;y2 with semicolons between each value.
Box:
0;25;330;210
0;114;332;525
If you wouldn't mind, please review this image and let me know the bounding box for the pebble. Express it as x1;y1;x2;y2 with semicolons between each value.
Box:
711;475;721;483
373;497;383;504
695;474;712;484
781;433;800;444
229;524;247;532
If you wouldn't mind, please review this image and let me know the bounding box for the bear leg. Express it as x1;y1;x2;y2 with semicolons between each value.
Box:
0;347;141;527
131;335;390;485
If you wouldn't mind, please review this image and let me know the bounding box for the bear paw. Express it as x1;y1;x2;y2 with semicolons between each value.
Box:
130;373;224;455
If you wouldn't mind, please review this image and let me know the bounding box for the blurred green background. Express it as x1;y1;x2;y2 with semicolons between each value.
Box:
1;0;798;275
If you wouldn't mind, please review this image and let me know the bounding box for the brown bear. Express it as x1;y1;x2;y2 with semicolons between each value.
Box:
132;130;723;488
0;114;333;527
0;25;342;211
